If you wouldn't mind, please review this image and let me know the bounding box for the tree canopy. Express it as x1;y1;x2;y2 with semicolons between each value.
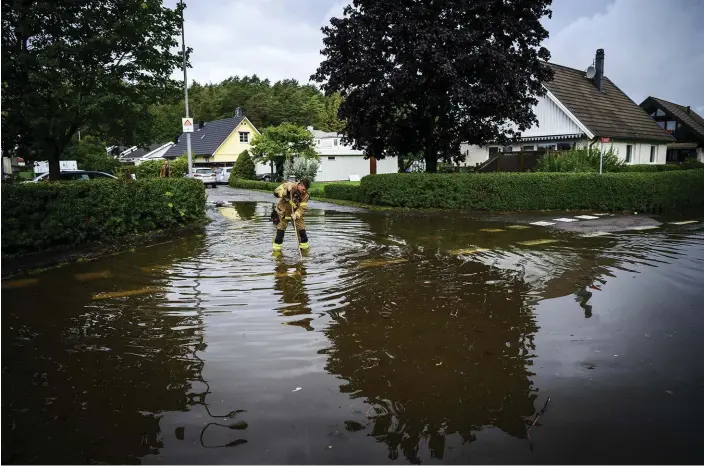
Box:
250;123;318;179
312;0;554;172
150;78;345;144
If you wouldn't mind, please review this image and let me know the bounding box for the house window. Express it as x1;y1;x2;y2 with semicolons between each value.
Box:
657;121;666;129
650;145;656;163
489;147;499;155
328;156;336;160
334;139;339;146
626;145;633;163
665;120;677;132
316;139;320;146
557;142;572;151
521;145;535;151
239;132;249;143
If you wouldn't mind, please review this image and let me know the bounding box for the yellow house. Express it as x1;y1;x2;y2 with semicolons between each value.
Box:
163;107;260;166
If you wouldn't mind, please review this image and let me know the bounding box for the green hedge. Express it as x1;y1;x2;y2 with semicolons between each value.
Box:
324;183;361;202
620;161;704;172
358;170;704;212
134;157;188;179
228;178;325;197
2;178;206;255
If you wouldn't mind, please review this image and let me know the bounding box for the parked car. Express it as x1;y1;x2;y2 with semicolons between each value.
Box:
189;168;217;188
256;173;274;182
28;170;117;182
216;167;232;184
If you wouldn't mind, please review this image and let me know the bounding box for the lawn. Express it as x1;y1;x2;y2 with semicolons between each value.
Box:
310;181;360;190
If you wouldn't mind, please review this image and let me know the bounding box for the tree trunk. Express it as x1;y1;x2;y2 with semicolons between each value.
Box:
48;152;61;181
369;156;377;175
424;147;438;173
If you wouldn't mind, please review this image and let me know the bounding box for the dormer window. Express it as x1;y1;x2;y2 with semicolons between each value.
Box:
239;132;249;143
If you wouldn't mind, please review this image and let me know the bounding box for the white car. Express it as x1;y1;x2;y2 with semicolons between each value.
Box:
28;170;117;182
190;168;217;188
216;167;232;184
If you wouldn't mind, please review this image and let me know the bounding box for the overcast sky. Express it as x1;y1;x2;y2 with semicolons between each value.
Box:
169;0;704;114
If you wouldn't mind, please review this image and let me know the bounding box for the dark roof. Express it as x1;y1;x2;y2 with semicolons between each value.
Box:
640;96;704;143
163;116;245;158
543;63;674;143
120;143;163;159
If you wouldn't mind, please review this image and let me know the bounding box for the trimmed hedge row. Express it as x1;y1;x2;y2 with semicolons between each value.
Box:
620;162;704;172
324;183;361;202
358;170;704;212
2;178;206;255
228;178;326;197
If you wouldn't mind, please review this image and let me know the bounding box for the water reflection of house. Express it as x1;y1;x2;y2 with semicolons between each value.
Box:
639;97;704;163
463;49;674;168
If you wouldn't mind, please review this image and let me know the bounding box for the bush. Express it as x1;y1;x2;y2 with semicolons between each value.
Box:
620;164;682;172
358;170;704;212
324;183;361;202
229;178;279;191
233;150;256;180
1;178;206;255
535;147;624;173
283;157;320;182
134;157;188;179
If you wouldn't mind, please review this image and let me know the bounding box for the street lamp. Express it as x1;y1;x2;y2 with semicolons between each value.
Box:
180;0;193;176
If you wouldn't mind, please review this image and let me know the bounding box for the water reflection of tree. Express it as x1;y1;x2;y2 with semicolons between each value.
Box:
322;260;539;463
232;202;257;220
1;236;207;464
273;261;313;331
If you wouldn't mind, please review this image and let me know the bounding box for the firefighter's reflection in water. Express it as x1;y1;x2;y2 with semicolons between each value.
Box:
274;262;313;331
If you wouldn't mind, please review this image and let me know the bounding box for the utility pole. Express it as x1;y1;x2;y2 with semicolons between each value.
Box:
180;0;193;176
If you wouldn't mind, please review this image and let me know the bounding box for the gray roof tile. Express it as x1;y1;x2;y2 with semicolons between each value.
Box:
641;97;704;143
164;116;245;158
544;63;674;143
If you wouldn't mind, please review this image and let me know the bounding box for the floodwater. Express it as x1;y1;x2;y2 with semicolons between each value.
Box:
3;195;704;464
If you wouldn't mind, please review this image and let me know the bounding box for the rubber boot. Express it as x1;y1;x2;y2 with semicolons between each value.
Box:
272;229;285;252
298;229;310;250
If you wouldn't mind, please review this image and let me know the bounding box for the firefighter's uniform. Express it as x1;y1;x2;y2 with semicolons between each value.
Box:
272;181;310;252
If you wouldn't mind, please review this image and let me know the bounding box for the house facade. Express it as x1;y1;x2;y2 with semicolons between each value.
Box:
163;108;265;170
310;128;397;181
461;49;674;167
639;97;704;163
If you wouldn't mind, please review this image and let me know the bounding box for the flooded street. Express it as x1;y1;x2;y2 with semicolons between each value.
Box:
3;189;704;464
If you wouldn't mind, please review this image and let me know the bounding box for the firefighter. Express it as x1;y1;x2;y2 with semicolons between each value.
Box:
271;178;310;252
159;160;170;178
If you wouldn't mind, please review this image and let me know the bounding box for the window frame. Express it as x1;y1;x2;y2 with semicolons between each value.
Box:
650;145;656;163
239;131;249;143
626;144;633;163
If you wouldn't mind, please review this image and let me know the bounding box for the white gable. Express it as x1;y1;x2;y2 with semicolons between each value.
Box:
520;94;584;137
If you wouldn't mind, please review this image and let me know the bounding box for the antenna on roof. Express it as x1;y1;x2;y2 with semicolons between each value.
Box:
585;65;596;79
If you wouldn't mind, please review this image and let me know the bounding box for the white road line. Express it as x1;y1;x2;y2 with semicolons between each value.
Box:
574;215;600;220
530;221;556;226
629;225;660;231
553;217;579;222
581;231;612;237
669;220;699;225
593;213;610;216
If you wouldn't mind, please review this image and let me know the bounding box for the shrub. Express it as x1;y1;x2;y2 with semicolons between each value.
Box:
358;170;704;212
1;178;206;255
134;157;188;179
535;147;624;173
324;183;361;202
229;178;279;191
283;157;320;182
620;164;682;172
233;150;256;180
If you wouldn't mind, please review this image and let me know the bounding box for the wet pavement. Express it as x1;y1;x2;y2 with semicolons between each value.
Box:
3;187;704;464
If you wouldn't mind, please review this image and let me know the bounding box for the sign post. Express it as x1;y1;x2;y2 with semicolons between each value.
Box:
598;137;611;174
180;1;193;177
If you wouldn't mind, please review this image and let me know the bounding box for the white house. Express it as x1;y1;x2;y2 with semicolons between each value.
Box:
134;142;175;166
461;49;674;167
309;128;397;181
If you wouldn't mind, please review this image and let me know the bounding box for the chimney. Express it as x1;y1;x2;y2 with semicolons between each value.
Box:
198;120;205;129
235;107;243;117
594;49;605;91
687;106;691;114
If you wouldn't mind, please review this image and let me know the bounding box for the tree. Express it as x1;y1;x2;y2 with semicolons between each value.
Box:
250;123;318;179
62;135;122;174
1;0;187;180
317;92;346;133
233;150;256;180
312;0;554;172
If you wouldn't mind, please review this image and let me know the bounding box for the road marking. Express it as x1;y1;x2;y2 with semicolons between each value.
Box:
553;217;579;222
479;228;505;233
669;220;699;225
593;213;610;216
574;215;600;220
581;231;612;237
450;247;489;255
530;221;556;226
629;225;660;231
357;258;409;269
2;278;39;289
75;270;113;281
92;287;159;300
517;239;559;246
506;225;531;230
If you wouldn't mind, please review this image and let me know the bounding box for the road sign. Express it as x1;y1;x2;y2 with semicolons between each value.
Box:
182;118;194;133
600;137;611;143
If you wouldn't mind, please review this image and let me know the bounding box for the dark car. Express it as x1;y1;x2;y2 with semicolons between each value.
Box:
29;170;118;182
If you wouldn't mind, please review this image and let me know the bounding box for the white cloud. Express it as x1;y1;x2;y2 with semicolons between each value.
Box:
545;0;704;109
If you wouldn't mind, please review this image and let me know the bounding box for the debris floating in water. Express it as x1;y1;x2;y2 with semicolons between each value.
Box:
357;258;408;269
449;247;488;255
479;228;505;233
292;387;302;392
91;287;159;300
75;270;113;281
2;278;40;289
517;239;559;246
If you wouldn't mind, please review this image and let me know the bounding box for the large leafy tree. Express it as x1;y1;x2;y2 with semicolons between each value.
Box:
312;0;554;172
250;123;318;179
1;0;187;179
